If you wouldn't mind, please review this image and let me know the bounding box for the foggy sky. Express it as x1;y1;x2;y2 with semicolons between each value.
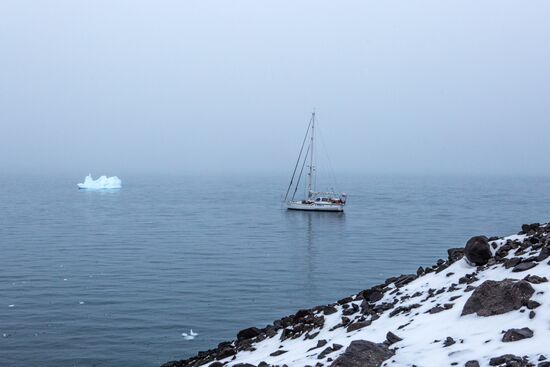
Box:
1;1;549;176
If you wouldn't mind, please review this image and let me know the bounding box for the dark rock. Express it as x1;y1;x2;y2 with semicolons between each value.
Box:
322;305;338;315
385;332;402;345
233;364;256;367
416;266;424;276
512;262;537;272
502;327;534;342
269;350;288;356
216;345;236;360
318;346;335;359
337;297;353;305
362;287;385;303
489;354;525;366
529;310;536;319
524;275;548;284
527;300;541;309
461;279;535;316
330;340;394;367
504;257;522;269
537;247;550;261
448;248;465;262
464;236;492;266
237;327;261;341
294;309;310;321
346;321;370;332
443;336;456;347
389;303;420;317
307;339;327;352
465;361;480;367
394;274;417;288
209;363;224;367
342;303;359;316
427;306;446;314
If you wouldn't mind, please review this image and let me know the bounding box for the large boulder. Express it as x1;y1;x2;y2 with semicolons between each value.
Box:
461;279;534;316
236;327;261;341
464;236;492;266
330;340;394;367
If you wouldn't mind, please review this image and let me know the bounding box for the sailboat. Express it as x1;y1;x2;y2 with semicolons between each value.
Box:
284;111;347;212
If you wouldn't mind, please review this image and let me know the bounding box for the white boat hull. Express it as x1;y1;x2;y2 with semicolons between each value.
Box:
287;201;344;212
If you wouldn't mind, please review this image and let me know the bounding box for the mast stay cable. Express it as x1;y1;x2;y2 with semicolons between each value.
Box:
284;115;313;201
292;142;310;201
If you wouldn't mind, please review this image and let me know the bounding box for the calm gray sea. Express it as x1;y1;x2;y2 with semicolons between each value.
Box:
1;173;549;366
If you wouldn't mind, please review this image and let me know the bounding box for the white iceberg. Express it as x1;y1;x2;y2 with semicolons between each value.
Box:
77;174;122;189
181;329;198;340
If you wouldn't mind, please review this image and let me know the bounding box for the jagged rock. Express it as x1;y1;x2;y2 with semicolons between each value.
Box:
524;275;548;284
537;247;550;261
504;257;522;269
502;327;534;342
233;364;256;367
237;327;261;341
385;331;402;345
208;362;224;367
464;236;492;266
338;296;353;305
318;346;336;359
362;287;385;303
490;354;532;366
489;354;525;366
294;309;310;321
322;305;338;315
512;262;537;272
448;248;465;262
462;279;534;316
307;339;327;352
330;340;394;367
443;336;455;347
346;321;370;332
389;303;421;317
527;300;541;309
216;345;237;360
465;361;480;367
393;274;417;288
342;303;359;316
269;350;287;356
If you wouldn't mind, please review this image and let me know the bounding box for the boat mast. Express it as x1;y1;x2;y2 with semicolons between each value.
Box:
307;111;315;197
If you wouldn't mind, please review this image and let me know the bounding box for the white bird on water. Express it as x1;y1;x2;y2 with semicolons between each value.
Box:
181;329;198;340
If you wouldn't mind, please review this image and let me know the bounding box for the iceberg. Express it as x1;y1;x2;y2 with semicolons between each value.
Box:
77;174;122;190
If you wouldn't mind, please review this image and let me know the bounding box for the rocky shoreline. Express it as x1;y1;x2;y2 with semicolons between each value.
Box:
162;222;550;367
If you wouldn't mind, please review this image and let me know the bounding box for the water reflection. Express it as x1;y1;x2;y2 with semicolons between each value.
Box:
284;210;346;300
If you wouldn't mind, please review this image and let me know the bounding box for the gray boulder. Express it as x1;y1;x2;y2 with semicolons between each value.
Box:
330;340;394;367
502;327;534;342
461;279;534;316
464;236;492;266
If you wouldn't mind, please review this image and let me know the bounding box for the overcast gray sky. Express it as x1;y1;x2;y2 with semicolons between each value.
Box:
1;1;549;176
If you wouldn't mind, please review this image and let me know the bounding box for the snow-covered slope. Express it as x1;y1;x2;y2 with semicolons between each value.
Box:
163;223;550;367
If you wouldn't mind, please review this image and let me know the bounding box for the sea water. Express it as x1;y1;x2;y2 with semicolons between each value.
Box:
1;173;549;367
